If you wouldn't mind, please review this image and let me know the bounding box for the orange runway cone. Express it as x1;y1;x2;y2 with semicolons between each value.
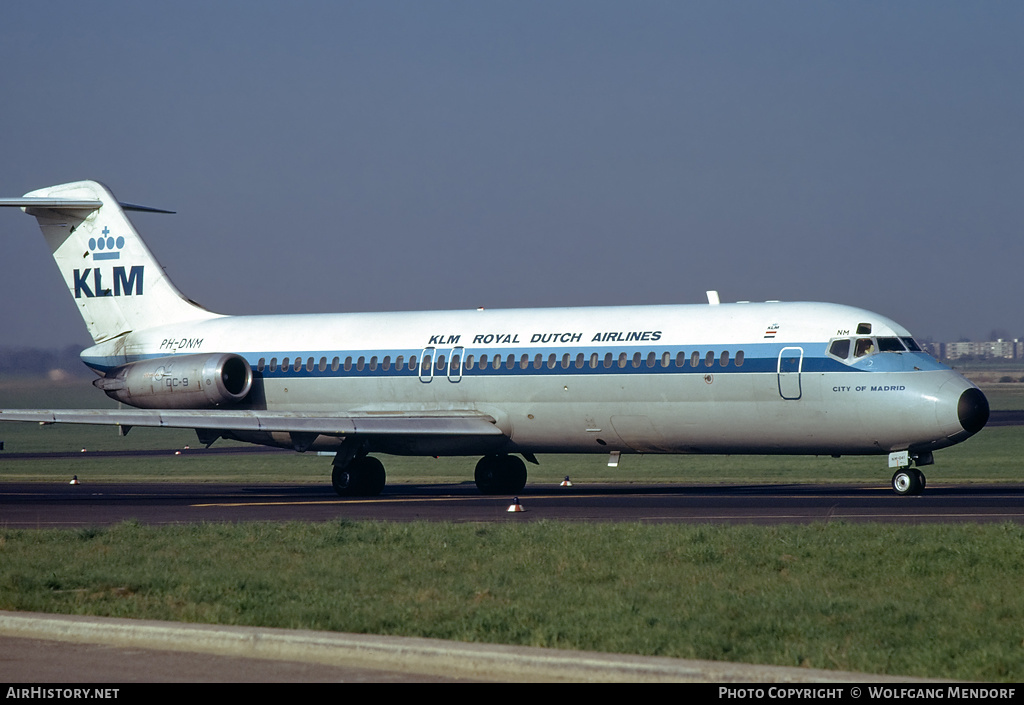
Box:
560;476;573;487
507;497;525;512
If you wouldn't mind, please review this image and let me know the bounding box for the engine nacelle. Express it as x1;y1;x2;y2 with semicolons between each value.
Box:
93;353;253;409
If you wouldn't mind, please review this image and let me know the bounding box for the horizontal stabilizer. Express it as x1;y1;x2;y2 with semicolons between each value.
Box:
0;198;173;213
0;198;101;210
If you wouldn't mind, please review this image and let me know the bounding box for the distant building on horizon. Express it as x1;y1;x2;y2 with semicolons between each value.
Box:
922;339;1024;361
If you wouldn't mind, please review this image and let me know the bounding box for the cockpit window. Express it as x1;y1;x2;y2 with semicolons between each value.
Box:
832;335;922;361
877;337;906;353
828;339;851;360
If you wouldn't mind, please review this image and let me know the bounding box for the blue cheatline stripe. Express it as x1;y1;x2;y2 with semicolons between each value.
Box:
82;342;885;378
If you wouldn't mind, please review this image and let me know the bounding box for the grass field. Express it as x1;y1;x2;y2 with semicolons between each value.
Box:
2;375;1023;681
2;521;1023;681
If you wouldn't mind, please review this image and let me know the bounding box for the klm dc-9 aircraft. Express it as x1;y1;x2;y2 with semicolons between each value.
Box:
0;181;989;496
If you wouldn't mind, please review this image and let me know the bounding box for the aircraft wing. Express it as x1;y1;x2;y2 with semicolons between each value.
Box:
0;408;505;437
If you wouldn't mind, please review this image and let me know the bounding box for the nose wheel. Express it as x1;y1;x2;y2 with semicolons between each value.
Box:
891;467;926;496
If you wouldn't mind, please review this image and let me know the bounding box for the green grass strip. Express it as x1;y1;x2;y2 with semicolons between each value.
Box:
2;520;1023;681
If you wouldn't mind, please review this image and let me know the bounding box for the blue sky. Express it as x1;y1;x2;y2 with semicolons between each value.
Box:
1;1;1021;349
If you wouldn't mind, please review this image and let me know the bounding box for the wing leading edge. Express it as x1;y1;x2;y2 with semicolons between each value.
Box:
0;408;504;437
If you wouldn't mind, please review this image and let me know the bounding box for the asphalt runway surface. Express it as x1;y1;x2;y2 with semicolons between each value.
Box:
3;479;1024;528
1;409;1019;528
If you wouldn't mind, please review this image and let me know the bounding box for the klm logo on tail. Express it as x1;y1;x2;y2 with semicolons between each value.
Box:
73;266;144;298
74;227;143;298
89;227;125;261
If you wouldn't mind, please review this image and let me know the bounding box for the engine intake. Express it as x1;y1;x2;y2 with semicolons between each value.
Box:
94;353;253;409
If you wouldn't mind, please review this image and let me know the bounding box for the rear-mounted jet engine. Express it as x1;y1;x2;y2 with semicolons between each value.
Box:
93;352;252;409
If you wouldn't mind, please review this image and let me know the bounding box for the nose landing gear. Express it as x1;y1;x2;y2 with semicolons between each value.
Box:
891;467;926;496
890;450;929;496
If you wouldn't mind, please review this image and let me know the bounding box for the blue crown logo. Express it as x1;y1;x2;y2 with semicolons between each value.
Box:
89;227;125;260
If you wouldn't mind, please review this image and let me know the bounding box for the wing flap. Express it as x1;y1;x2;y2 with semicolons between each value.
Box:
0;409;504;437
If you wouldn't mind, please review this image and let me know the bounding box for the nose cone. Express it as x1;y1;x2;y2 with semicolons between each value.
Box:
958;387;989;435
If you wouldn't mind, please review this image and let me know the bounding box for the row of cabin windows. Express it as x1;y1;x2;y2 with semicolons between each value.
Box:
255;350;746;374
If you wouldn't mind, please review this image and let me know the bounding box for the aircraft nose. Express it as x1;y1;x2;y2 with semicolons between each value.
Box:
958;387;989;434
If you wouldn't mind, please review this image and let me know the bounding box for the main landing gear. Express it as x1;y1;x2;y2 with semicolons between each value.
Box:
332;455;386;497
473;454;528;495
330;450;529;497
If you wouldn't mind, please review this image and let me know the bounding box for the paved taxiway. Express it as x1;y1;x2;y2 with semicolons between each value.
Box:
3;405;1020;527
0;611;926;683
2;480;1023;528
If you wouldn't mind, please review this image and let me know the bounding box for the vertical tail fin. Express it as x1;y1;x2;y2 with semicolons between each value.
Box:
0;180;220;344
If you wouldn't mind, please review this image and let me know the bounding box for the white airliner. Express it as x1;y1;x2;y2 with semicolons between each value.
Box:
0;180;989;496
